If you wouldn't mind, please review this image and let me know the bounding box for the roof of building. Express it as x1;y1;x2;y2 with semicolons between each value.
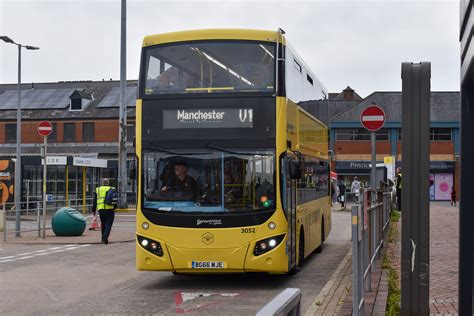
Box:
0;80;137;120
331;91;460;122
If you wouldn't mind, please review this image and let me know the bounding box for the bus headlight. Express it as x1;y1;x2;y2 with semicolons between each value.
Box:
142;222;150;230
268;222;276;230
137;235;163;257
253;234;285;256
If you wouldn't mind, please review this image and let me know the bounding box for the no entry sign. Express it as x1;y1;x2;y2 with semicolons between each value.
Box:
37;121;53;137
360;105;386;131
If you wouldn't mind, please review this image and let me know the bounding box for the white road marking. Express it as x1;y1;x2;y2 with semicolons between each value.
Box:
0;244;92;264
33;249;48;253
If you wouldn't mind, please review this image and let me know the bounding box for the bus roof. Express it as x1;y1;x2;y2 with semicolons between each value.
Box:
142;29;285;47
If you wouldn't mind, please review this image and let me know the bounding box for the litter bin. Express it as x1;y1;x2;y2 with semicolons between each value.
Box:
51;207;86;236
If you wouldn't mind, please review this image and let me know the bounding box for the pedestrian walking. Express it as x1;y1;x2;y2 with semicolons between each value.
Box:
351;176;361;204
338;181;346;208
395;167;402;212
92;178;117;244
451;186;457;206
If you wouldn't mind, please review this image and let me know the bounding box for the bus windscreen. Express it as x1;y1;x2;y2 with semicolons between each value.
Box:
144;41;275;95
143;150;275;213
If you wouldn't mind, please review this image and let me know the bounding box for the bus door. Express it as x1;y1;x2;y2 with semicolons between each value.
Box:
284;154;298;270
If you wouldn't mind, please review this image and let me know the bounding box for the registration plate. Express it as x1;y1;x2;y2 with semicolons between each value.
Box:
190;261;227;269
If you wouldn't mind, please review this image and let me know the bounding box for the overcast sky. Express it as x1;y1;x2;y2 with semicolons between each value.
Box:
0;0;460;97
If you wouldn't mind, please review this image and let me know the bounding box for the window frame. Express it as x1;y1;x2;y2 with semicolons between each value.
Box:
63;123;76;142
82;122;95;142
5;124;16;143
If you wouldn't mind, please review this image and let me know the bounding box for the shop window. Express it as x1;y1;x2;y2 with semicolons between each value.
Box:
336;128;389;141
375;128;390;141
430;128;451;141
5;124;16;143
64;123;76;142
397;129;402;141
82;122;94;142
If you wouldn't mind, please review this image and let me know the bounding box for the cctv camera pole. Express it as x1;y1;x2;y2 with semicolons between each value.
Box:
118;0;128;208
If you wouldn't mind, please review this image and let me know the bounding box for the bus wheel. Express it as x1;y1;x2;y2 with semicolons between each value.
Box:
298;231;304;267
316;220;324;253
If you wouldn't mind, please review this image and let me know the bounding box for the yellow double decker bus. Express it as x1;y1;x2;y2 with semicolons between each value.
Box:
135;29;331;274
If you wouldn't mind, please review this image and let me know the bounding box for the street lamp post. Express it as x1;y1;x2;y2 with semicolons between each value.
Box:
1;36;39;237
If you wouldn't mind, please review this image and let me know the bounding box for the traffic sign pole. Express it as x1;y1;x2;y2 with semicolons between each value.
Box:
42;136;47;239
371;132;376;189
37;121;52;239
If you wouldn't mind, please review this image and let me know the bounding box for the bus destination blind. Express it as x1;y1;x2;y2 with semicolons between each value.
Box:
162;108;254;129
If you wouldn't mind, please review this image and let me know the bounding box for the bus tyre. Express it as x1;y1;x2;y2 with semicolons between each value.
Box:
316;220;324;253
298;231;304;267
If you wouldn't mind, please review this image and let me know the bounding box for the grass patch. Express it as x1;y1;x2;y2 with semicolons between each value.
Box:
391;210;401;222
384;221;401;316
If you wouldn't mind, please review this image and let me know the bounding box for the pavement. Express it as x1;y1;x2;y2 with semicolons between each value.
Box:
0;213;136;244
310;201;460;315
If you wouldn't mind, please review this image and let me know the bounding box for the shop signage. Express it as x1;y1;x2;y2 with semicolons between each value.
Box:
41;156;67;166
73;157;107;168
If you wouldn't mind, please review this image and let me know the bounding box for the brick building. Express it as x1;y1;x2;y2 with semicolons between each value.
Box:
320;87;460;201
0;80;137;205
0;81;460;204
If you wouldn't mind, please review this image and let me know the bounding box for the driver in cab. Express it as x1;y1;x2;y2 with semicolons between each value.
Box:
161;161;197;199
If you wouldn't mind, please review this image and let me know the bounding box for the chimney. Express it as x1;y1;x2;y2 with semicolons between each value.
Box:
343;86;354;100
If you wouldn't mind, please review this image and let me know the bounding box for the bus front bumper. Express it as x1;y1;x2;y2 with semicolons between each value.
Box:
136;234;288;273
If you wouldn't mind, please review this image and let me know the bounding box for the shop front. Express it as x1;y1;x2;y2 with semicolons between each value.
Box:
0;155;111;211
335;160;384;193
428;161;455;201
336;160;455;201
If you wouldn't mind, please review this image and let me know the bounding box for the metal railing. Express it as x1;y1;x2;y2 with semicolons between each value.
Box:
351;188;392;315
1;197;94;242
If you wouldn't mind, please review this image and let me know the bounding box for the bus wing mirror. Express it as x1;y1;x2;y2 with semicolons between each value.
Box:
289;161;302;179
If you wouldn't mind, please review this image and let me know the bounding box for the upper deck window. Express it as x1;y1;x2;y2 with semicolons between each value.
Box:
143;41;275;95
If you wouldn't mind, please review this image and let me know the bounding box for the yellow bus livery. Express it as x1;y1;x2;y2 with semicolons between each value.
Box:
135;29;331;274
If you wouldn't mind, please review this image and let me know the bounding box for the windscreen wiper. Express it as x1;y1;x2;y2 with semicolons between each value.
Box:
206;144;273;156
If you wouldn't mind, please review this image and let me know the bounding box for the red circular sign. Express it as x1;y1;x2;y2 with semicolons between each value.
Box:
360;105;386;131
37;121;53;137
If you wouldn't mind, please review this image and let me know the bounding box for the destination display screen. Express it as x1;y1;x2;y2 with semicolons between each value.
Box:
162;108;254;129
